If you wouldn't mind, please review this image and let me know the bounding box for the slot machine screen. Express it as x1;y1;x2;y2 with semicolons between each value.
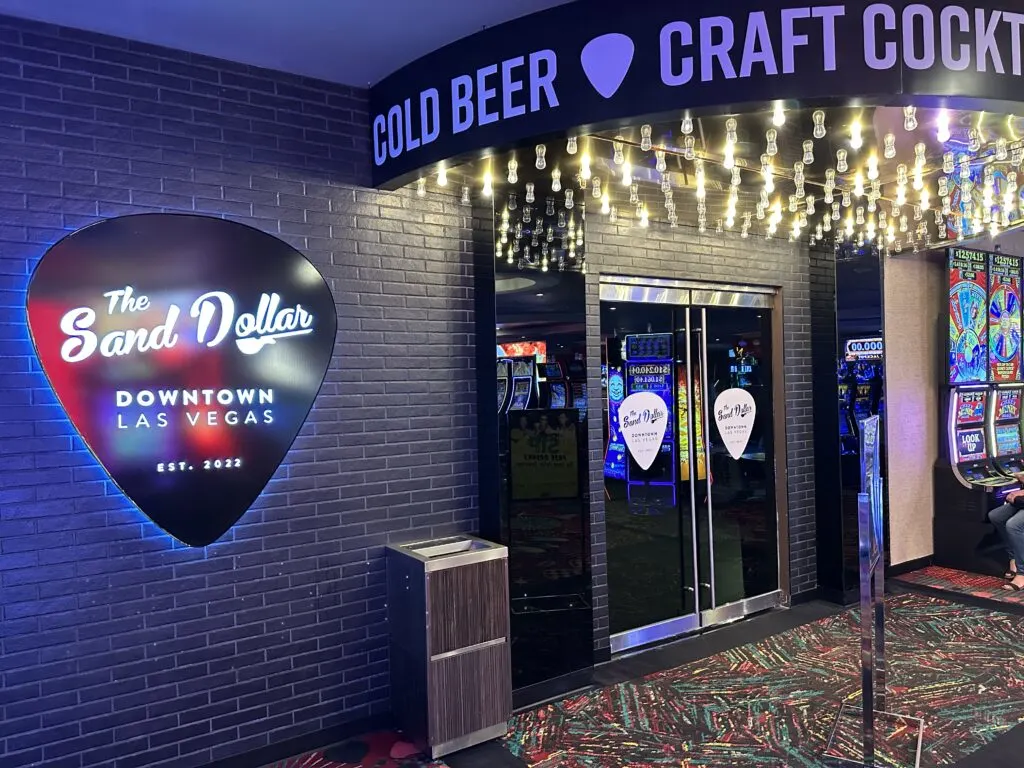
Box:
550;382;567;409
497;341;546;362
996;424;1023;456
997;389;1022;421
948;248;989;384
509;379;531;410
956;428;987;462
511;360;533;378
955;390;987;425
988;253;1022;383
540;362;563;380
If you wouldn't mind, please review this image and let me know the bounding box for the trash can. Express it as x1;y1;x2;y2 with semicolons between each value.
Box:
386;535;511;759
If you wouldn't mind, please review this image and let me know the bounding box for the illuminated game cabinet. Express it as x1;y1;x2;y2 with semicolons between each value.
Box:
540;361;567;409
623;333;676;513
935;247;1024;575
507;357;537;411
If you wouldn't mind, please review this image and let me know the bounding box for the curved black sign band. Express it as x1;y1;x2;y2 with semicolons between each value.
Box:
370;0;1024;188
26;214;338;547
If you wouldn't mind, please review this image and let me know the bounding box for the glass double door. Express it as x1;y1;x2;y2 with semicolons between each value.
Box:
602;293;781;652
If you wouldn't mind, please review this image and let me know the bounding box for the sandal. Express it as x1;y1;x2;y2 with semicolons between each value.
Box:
1006;571;1018;580
1002;582;1023;591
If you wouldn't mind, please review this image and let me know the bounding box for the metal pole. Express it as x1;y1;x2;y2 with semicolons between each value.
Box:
858;490;876;765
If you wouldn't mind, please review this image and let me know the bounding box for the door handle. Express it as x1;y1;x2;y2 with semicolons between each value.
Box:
699;582;712;591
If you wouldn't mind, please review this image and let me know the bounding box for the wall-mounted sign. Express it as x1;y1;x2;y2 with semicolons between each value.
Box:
26;214;337;547
619;391;669;470
370;0;1024;187
845;337;884;361
714;388;756;461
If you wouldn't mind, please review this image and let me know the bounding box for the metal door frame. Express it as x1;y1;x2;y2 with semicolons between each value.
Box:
602;276;789;654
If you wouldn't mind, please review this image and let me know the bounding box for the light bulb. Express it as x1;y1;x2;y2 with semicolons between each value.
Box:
803;140;814;165
772;103;786;127
723;141;735;170
813;110;826;139
850;119;863;150
601;194;610;215
969;128;981;152
903;105;918;131
856;206;865;225
523;206;532;224
507;159;518;184
837;149;848;173
532;144;546;170
842;189;851;208
854;171;864;197
695;159;705;200
766;129;778;156
566;136;578;155
641;124;653;152
683;135;696;160
726;117;738;144
609;206;618;223
914;142;926;169
557;210;567;228
867;153;879;181
437;166;448;187
1014;145;1024;167
622;161;633;187
460;185;470;205
551;168;562;193
937;109;950;143
630;183;639;204
525;182;535;203
546;197;555;217
896;184;906;205
920;187;930;211
581;152;592;181
508;192;518;211
761;154;774;193
655;150;667;173
938;176;948;197
681;116;694;135
416;177;426;197
884;133;896;160
912;166;923;192
565;189;574;209
640;207;649;227
832;202;841;220
943;152;954;174
731;167;741;187
591;177;601;199
613;137;625;165
805;195;816;215
997;137;1009;161
482;171;493;197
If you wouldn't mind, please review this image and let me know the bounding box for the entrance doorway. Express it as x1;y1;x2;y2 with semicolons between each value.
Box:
600;277;784;652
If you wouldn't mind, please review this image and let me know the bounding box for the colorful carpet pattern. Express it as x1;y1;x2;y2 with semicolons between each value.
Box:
505;592;1024;767
894;565;1024;606
265;732;447;768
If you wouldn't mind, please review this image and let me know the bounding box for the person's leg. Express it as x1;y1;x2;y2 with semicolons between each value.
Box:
989;503;1018;572
1005;511;1024;590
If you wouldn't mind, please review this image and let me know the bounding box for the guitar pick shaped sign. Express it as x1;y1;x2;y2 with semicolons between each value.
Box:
26;214;337;546
714;388;757;461
619;391;669;470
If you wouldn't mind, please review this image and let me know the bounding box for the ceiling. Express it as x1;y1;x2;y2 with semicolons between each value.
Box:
0;0;573;86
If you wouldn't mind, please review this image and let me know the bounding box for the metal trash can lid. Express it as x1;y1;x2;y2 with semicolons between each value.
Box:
387;535;507;571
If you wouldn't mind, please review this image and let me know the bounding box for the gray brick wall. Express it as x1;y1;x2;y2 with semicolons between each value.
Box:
584;219;816;654
0;15;477;768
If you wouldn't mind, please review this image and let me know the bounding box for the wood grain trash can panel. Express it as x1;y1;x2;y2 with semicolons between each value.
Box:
386;536;511;759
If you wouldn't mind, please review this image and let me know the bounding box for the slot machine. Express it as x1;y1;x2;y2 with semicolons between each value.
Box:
603;365;627;480
567;360;588;420
989;386;1024;479
934;247;1022;575
623;333;676;513
507;357;537;411
497;358;512;413
540;361;567;409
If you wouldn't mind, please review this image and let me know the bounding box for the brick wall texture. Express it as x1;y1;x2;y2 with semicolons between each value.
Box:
584;221;817;654
0;14;477;768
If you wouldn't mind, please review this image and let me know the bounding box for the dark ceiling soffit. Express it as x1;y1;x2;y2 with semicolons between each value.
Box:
367;0;1024;190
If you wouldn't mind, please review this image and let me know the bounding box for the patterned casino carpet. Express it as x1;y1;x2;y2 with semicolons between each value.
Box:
894;565;1024;606
265;732;448;768
504;592;1024;767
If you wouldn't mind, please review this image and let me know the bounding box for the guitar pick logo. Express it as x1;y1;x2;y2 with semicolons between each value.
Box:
26;214;337;547
581;33;635;99
619;391;669;470
714;388;756;460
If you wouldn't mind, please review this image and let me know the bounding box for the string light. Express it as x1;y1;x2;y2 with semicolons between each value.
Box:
622;161;633;187
640;207;649;227
551;168;562;193
695;159;706;200
581;152;592;181
813;110;826;139
437;166;448;187
641;124;653;152
884;133;896;160
526;182;535;204
482;170;493;197
613;137;625;165
766;129;778;157
937;109;951;142
460;185;471;205
903;106;918;131
850;119;863;150
867;153;879;181
761;154;774;193
416;178;426;197
803;140;814;165
655;150;667;173
837;149;848;174
853;171;865;197
566;136;578;155
535;144;547;170
601;193;610;215
507;159;518;184
681;116;694;135
772;102;786;127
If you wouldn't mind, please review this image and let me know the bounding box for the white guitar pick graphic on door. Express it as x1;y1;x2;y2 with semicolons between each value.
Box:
619;391;669;470
714;388;756;460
